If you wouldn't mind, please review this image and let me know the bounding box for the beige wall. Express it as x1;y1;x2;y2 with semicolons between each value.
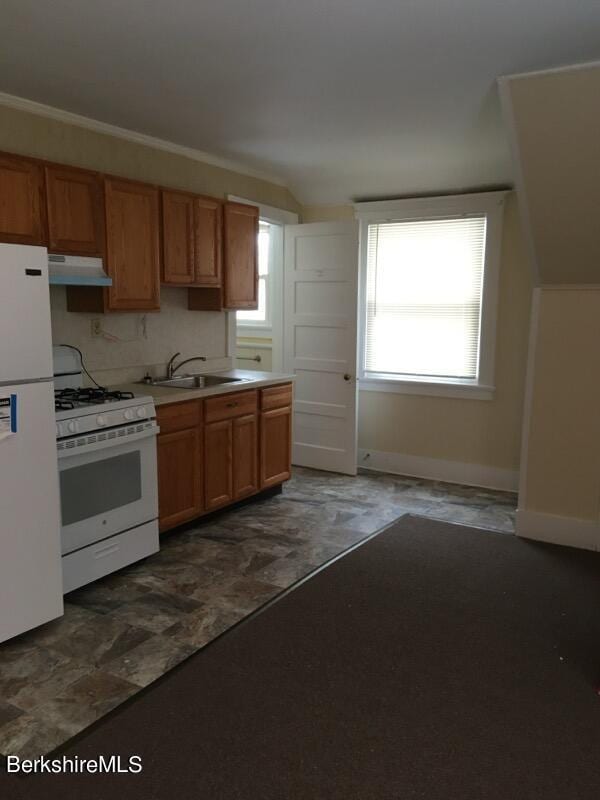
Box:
501;64;600;545
236;337;273;371
302;194;532;476
522;288;600;520
502;64;600;285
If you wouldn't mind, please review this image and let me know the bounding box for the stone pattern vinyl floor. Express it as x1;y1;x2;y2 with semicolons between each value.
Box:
0;467;516;758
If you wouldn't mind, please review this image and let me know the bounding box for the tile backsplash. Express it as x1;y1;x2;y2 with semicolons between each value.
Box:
50;286;233;385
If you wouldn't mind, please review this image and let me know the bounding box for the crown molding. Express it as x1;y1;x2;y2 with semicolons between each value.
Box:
0;91;287;188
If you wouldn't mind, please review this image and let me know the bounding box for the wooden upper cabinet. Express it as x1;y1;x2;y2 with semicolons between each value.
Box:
162;189;196;285
45;165;105;256
223;201;259;309
195;195;222;286
105;177;160;311
161;190;222;287
0;153;47;245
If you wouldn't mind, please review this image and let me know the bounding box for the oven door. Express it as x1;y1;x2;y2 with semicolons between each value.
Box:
57;422;159;555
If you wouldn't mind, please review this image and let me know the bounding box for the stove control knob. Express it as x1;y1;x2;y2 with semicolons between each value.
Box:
136;406;147;419
67;420;79;434
124;409;135;421
96;415;108;427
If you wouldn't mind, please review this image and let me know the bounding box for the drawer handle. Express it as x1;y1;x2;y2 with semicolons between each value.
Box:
94;544;120;560
226;401;238;408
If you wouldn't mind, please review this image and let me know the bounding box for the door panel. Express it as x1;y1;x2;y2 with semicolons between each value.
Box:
0;154;47;245
195;196;222;286
260;406;292;488
161;190;196;285
223;201;258;309
204;419;233;510
105;178;160;310
233;413;258;499
0;381;63;642
45;165;104;255
157;427;202;531
284;221;359;475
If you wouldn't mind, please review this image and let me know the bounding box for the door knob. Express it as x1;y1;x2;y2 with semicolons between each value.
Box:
343;374;352;381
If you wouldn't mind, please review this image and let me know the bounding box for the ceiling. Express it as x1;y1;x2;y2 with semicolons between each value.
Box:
2;0;599;204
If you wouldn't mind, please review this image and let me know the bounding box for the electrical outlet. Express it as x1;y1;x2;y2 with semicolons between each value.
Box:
91;319;102;338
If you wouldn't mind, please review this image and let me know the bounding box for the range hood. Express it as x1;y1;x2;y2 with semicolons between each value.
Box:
48;254;112;286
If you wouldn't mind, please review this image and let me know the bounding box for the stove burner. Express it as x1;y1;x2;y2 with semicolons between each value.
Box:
55;399;75;411
54;387;135;410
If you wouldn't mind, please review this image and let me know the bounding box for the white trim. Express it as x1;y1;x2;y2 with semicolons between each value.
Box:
0;91;286;187
516;509;600;552
354;190;509;220
358;448;519;492
236;326;272;340
498;58;600;82
227;195;299;226
497;78;541;287
517;288;541;509
358;378;494;400
355;191;506;397
236;341;272;351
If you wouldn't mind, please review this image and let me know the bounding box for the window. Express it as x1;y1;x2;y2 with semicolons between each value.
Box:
356;192;506;399
237;221;271;327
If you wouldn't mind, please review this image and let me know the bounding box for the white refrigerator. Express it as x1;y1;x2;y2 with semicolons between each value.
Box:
0;244;63;642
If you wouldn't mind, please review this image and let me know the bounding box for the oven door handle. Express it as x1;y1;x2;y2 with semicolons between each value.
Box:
57;423;160;460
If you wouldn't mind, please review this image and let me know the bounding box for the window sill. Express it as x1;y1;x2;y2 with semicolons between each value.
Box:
358;377;495;400
236;325;272;339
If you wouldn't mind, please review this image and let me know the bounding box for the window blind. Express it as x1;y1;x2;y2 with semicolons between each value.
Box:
364;216;487;381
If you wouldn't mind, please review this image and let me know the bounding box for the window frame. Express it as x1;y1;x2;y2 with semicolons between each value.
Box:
355;191;508;400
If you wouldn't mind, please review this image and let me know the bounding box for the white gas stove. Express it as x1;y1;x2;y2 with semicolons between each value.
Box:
53;346;159;593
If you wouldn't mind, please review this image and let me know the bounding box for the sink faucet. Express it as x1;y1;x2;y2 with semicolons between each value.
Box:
166;352;207;379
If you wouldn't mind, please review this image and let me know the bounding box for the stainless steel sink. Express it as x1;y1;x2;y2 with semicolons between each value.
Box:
141;374;247;389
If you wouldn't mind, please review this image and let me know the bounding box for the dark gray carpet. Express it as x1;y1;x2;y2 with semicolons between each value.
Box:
3;514;600;799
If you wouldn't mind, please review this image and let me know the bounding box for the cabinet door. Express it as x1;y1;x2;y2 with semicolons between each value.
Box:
45;165;104;255
195;196;222;286
105;177;160;310
0;154;47;245
223;201;258;309
162;189;195;285
204;419;233;511
157;427;203;532
233;413;258;500
260;406;292;488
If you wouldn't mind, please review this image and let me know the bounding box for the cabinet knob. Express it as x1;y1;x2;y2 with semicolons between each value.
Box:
343;374;352;382
226;401;238;408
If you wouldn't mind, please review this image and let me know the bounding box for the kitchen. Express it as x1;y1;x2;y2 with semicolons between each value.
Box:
0;153;295;643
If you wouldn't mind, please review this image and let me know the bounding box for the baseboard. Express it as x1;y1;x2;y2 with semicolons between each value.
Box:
357;448;519;492
516;509;600;552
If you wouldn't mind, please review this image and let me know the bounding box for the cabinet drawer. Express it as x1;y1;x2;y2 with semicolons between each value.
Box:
261;383;293;411
156;400;202;434
205;390;258;423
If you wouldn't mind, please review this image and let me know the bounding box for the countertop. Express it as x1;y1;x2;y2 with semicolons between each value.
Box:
109;369;295;407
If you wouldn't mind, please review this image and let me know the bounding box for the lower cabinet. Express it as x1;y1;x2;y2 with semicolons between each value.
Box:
233;413;259;500
204;392;259;511
156;400;203;532
204;418;234;511
260;406;292;488
156;384;292;533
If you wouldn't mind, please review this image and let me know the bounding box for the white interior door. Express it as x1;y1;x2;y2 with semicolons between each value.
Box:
284;221;359;475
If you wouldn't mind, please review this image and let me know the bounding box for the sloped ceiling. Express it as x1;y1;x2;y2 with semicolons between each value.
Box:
501;63;600;285
1;0;600;204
